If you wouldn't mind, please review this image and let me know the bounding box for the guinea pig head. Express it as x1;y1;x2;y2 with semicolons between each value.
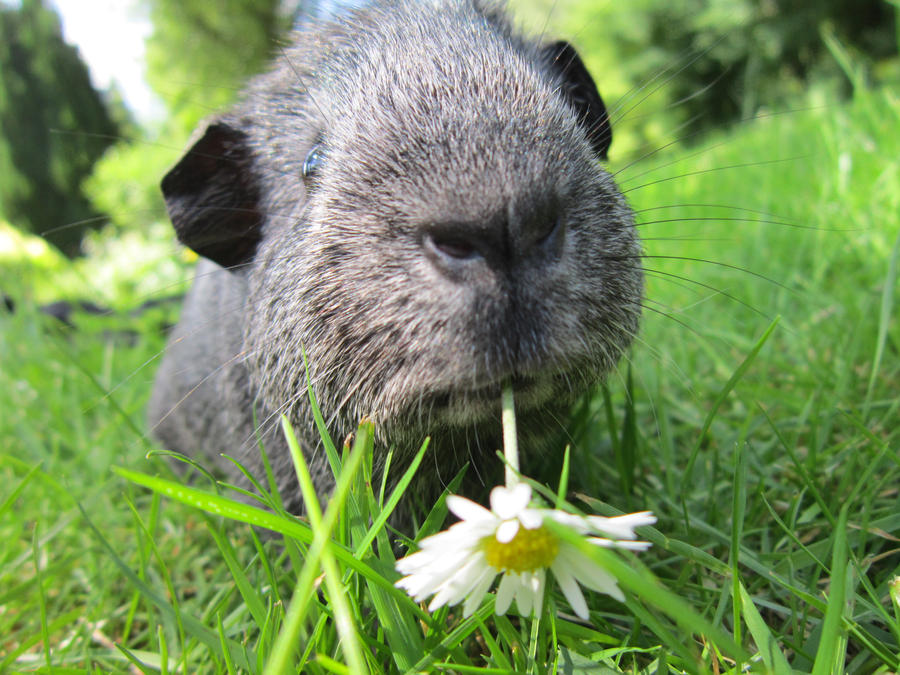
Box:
159;5;643;462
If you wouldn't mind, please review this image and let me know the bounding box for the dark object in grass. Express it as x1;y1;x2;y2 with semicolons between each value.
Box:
2;292;180;332
38;299;108;326
148;0;643;520
1;293;105;326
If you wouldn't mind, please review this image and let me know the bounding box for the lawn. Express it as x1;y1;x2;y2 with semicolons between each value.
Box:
1;83;898;672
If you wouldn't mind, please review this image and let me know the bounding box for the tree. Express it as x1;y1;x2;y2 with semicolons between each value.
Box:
85;0;310;240
144;0;295;134
0;0;120;256
522;0;898;146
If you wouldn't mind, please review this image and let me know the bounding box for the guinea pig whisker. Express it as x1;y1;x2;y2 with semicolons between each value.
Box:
608;33;731;128
637;302;710;342
632;203;790;219
325;376;368;430
150;346;252;432
621;156;803;195
621;254;791;291
642;269;774;320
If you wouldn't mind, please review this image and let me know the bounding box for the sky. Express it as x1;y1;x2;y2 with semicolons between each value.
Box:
45;0;162;123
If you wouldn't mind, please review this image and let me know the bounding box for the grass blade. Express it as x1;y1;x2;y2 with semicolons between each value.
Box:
354;436;430;557
864;230;900;414
206;521;268;629
811;504;850;675
730;442;747;662
78;503;257;673
682;316;779;492
263;416;369;675
739;582;792;674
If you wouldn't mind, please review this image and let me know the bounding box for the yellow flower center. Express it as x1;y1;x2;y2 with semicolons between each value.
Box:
482;524;559;573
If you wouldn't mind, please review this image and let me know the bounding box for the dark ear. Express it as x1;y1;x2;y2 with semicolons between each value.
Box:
543;41;612;160
161;123;263;269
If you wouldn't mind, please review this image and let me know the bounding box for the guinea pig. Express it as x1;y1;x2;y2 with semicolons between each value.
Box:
148;0;643;518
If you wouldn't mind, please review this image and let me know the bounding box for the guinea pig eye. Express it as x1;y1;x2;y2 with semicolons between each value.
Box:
302;144;323;179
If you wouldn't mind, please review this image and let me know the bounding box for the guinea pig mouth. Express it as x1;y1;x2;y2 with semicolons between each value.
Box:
414;373;556;427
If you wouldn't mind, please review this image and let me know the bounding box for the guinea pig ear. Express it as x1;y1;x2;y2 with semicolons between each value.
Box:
161;122;263;269
543;41;613;160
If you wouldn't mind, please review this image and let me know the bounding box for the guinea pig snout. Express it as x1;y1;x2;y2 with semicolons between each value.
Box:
421;207;565;279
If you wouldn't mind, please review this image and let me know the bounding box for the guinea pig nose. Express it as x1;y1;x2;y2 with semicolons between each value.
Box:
428;234;480;261
422;209;564;277
531;216;564;253
513;203;565;261
422;221;500;271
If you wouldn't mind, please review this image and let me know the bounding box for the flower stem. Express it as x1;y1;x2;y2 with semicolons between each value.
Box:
501;383;519;486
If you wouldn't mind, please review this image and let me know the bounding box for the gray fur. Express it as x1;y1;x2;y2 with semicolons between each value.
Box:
148;0;643;518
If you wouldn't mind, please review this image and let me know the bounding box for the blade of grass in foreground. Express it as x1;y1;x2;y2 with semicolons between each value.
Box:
407;601;497;673
263;416;369;675
354;436;430;557
32;528;50;670
411;463;468;542
124;496;189;667
112;466;430;619
738;581;792;674
811;504;850;675
302;347;341;479
353;440;429;670
0;609;84;672
0;462;41;520
206;521;268;630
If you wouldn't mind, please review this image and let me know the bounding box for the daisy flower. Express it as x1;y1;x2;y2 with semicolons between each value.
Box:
395;482;656;620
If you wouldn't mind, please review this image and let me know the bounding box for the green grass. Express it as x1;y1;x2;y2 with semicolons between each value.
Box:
1;87;898;673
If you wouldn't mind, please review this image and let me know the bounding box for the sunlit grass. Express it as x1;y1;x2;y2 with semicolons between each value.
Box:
1;89;898;672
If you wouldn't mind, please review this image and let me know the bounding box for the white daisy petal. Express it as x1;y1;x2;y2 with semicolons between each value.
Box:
396;544;469;575
518;508;543;530
426;592;451;612
427;555;485;611
424;573;459;610
531;569;546;616
414;528;473;554
447;495;496;524
514;573;534;616
401;559;466;599
462;566;498;617
547;511;591;534
605;582;625;603
395;569;438;597
491;483;532;519
453;556;493;598
588;537;653;551
421;523;470;542
495;569;518;615
495;518;520;543
396;549;474;579
551;558;589;620
565;547;624;601
587;511;656;539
